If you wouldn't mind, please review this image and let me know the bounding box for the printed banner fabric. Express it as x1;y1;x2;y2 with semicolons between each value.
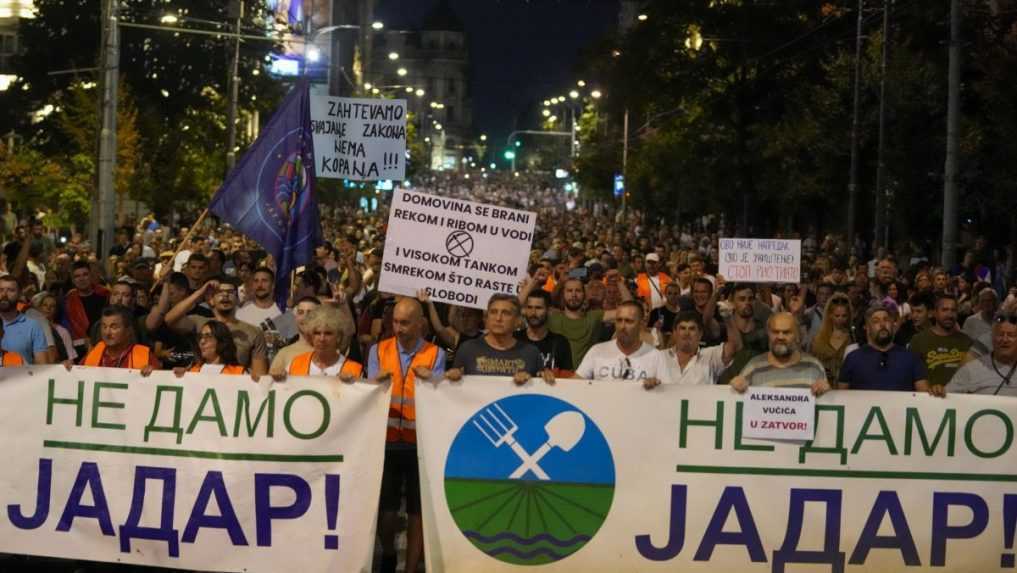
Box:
0;366;389;572
416;379;1017;572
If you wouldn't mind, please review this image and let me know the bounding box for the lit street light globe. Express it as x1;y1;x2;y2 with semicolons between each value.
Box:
415;89;426;97
388;52;400;60
591;90;603;99
569;90;580;99
397;68;408;77
372;21;385;30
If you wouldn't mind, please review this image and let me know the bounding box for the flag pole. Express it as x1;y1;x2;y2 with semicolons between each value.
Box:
149;207;210;293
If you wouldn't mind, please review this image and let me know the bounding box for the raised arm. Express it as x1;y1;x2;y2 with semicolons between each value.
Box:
417;289;459;349
145;283;172;331
721;316;742;365
164;280;214;331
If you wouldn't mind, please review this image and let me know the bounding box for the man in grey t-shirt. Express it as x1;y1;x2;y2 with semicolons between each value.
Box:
447;294;548;385
730;312;831;396
949;313;1017;397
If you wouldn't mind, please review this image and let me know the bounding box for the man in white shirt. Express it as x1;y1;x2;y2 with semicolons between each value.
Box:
576;301;665;388
236;267;283;327
660;311;741;385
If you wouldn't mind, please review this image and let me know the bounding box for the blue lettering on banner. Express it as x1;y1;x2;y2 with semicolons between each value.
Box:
56;461;114;536
848;491;920;566
119;466;180;558
634;485;687;561
254;473;312;547
773;489;844;573
693;487;766;562
182;471;248;546
8;458;52;530
930;492;988;566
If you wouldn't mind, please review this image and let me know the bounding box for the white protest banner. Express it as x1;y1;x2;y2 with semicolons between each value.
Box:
416;379;1016;572
743;387;816;441
310;96;406;181
378;189;537;309
719;237;801;283
0;366;389;572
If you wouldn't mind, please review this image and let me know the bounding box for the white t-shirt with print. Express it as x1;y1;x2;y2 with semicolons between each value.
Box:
576;341;666;381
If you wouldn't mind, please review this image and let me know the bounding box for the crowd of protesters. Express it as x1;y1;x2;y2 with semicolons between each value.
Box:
0;170;1015;571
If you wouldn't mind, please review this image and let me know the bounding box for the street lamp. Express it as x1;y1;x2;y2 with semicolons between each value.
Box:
638;13;648;21
371;21;384;30
569;90;579;99
577;80;586;87
397;67;407;77
415;89;425;97
388;52;400;60
591;90;602;99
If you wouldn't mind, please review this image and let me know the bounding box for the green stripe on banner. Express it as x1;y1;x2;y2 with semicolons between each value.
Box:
44;440;343;463
677;465;1017;482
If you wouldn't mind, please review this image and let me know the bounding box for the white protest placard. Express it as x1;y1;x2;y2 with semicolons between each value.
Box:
718;237;801;283
379;189;536;309
0;365;389;572
742;387;816;441
310;96;406;181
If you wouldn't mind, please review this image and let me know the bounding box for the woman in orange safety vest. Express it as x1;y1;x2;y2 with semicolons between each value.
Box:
284;305;363;381
174;320;248;378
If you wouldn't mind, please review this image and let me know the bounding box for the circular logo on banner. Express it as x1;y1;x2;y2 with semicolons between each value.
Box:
444;395;615;566
445;230;475;258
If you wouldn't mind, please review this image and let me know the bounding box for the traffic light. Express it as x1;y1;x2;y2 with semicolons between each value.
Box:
514;141;521;148
504;150;516;160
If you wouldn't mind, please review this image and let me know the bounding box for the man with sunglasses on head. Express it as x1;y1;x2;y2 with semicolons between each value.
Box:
575;300;666;389
837;305;937;395
948;311;1017;397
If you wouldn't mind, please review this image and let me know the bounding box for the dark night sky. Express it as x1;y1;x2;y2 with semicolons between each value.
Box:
374;0;621;143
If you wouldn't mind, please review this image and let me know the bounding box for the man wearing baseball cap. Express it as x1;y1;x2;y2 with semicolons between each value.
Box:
635;252;672;311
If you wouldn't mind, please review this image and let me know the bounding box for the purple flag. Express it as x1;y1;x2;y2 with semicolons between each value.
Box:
209;80;321;309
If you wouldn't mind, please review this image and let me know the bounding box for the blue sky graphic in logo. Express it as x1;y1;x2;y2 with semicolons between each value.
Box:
444;394;615;565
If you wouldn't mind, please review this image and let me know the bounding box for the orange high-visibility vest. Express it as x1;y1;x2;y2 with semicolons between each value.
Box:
636;272;672;305
378;337;439;444
0;351;24;367
188;363;248;375
288;352;363;378
82;342;151;368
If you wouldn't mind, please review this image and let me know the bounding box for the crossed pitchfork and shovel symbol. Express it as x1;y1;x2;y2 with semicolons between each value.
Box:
472;403;587;480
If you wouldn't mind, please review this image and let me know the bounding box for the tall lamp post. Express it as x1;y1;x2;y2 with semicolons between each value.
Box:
94;0;119;258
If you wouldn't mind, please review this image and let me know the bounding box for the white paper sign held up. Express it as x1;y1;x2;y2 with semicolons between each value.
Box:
742;387;816;441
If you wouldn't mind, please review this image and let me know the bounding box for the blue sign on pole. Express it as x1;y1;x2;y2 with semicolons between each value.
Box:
613;174;625;198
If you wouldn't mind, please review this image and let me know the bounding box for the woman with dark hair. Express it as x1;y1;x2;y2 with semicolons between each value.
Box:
174;320;247;377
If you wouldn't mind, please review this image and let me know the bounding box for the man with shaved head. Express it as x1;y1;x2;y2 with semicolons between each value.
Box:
366;296;446;573
730;311;831;396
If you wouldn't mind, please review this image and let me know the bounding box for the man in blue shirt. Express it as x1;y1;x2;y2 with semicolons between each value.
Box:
0;275;49;364
838;305;933;393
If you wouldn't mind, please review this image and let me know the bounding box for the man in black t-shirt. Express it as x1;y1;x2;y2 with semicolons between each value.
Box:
516;289;573;374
